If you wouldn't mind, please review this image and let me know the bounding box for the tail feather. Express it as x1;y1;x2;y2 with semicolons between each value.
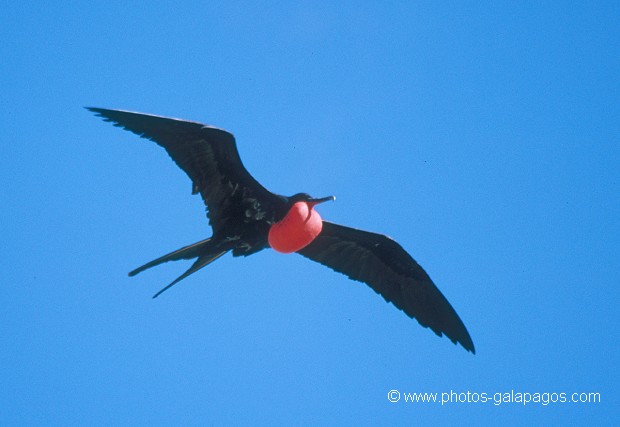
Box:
128;237;231;298
152;251;228;298
129;238;214;277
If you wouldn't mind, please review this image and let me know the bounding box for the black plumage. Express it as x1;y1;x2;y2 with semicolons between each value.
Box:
88;107;475;353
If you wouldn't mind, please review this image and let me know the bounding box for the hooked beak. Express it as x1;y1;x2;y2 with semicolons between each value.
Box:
308;195;336;207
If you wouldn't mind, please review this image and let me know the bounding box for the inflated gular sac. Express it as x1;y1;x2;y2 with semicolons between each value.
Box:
268;202;323;253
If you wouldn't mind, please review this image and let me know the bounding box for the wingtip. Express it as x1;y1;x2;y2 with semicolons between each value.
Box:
85;106;129;118
85;106;112;119
463;341;476;355
458;336;476;354
85;106;103;113
442;326;475;354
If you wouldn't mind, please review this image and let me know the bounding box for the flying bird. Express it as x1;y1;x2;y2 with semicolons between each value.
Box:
88;107;475;353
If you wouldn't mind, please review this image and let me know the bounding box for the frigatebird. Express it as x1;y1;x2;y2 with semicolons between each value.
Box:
88;107;475;353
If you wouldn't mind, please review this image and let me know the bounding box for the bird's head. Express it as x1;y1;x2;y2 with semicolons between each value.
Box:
283;192;336;220
288;193;336;208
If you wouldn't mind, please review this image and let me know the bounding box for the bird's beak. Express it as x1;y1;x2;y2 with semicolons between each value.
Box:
308;195;336;207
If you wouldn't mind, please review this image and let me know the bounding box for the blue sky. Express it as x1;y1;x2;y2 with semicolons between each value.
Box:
1;1;618;425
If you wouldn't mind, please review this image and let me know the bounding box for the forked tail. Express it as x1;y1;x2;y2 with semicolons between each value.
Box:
128;238;229;298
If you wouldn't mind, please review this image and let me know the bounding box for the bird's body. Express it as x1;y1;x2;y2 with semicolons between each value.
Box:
89;107;475;353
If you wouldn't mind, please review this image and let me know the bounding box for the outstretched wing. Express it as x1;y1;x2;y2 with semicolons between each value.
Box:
297;221;475;353
88;108;279;234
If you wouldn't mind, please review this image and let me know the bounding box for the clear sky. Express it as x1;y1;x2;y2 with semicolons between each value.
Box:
1;1;618;425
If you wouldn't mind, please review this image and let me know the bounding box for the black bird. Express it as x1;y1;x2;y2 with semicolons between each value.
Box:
88;107;475;353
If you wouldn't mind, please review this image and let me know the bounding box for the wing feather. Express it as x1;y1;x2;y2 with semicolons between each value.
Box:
87;108;279;234
298;221;475;353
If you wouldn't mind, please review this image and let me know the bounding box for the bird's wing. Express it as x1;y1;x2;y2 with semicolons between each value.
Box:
297;221;475;353
88;108;279;233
